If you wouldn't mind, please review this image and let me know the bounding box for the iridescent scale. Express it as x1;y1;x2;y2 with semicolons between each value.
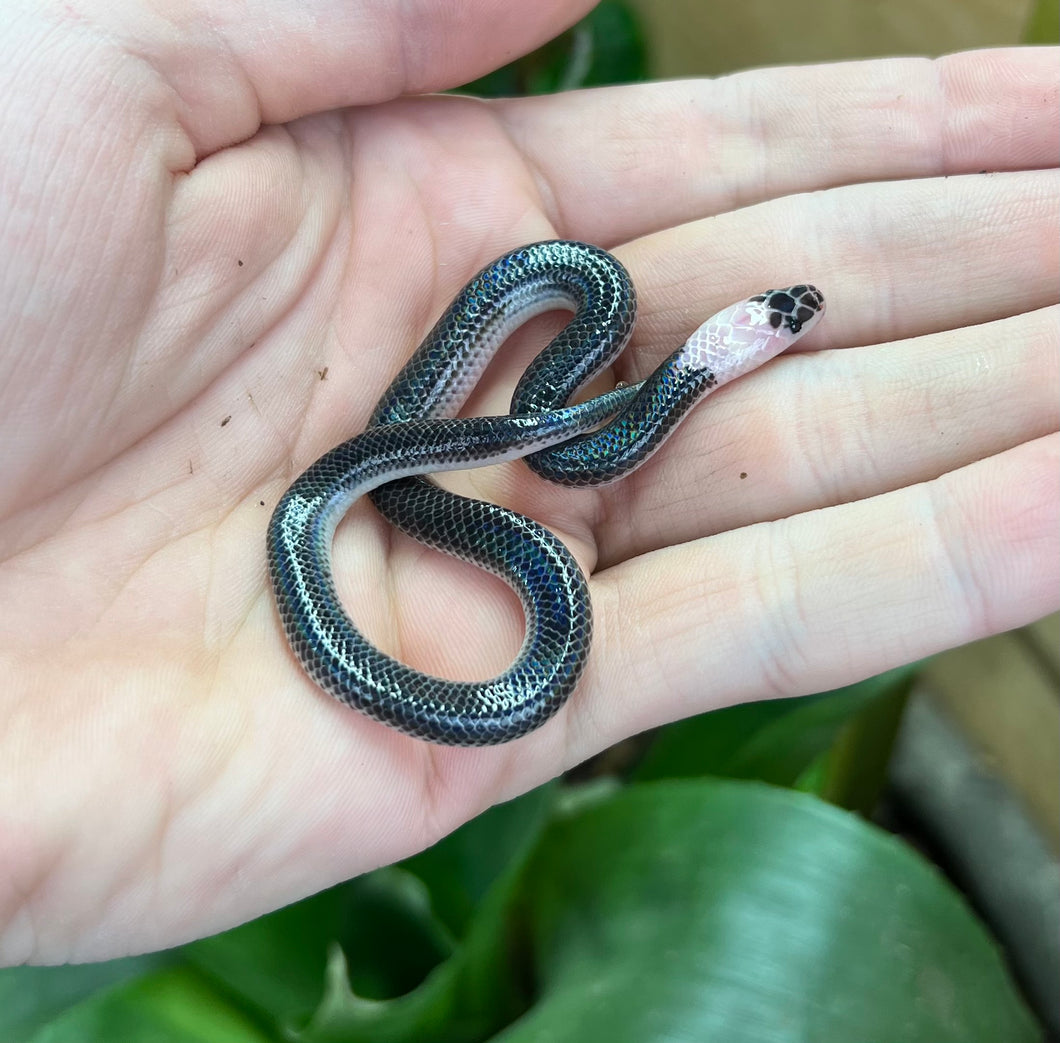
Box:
267;241;824;745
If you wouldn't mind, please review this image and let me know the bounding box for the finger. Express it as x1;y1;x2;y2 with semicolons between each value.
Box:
618;168;1058;364
596;304;1058;567
562;433;1060;762
84;0;595;156
570;169;1059;566
498;47;1060;246
480;168;1056;564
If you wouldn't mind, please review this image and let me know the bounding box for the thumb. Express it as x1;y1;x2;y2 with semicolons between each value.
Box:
67;0;597;155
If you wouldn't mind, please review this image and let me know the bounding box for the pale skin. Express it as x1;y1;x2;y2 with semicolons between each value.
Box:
0;0;1056;964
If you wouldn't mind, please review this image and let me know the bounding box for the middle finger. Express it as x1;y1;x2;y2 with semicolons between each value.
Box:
593;168;1058;566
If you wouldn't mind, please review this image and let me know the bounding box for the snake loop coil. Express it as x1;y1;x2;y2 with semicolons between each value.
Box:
268;241;824;745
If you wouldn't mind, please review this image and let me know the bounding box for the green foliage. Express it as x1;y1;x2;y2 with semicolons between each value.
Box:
0;954;177;1041
0;965;273;1043
1023;0;1059;44
503;781;1039;1042
455;2;647;96
634;667;916;794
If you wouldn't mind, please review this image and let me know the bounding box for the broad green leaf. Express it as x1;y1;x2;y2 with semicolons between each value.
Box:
186;869;456;1033
0;953;175;1043
402;783;558;937
338;869;454;999
455;1;647;97
182;883;351;1031
497;779;1039;1042
814;671;913;812
1023;0;1059;43
634;667;917;793
294;856;529;1043
291;794;563;1043
24;966;272;1043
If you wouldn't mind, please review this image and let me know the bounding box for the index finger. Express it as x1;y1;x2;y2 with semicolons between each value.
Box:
496;48;1059;245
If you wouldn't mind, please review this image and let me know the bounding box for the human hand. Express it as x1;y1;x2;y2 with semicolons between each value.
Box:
0;0;1055;964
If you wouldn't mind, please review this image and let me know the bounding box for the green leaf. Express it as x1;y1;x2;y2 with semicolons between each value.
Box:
401;783;558;938
182;883;352;1031
570;0;648;87
291;792;562;1042
24;966;274;1043
455;1;647;97
0;953;176;1043
1023;0;1059;43
498;779;1040;1042
294;861;529;1043
340;869;455;999
186;869;457;1033
634;667;918;793
814;670;914;812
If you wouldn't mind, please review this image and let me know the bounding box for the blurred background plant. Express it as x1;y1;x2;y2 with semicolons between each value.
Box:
3;2;1056;1040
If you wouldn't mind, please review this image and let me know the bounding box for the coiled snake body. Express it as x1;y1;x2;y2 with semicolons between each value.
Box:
267;241;824;745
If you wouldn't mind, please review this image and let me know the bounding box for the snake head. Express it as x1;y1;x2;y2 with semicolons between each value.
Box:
677;283;825;382
748;284;825;335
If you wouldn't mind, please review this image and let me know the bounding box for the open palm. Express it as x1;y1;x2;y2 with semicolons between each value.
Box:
1;2;1056;963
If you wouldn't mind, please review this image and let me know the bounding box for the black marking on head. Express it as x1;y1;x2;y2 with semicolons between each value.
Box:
771;291;796;314
756;284;824;334
800;285;823;309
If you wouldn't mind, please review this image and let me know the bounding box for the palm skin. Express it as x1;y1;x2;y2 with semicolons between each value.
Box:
0;2;1056;963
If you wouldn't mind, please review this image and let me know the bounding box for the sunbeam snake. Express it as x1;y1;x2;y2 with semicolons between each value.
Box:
267;240;824;745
